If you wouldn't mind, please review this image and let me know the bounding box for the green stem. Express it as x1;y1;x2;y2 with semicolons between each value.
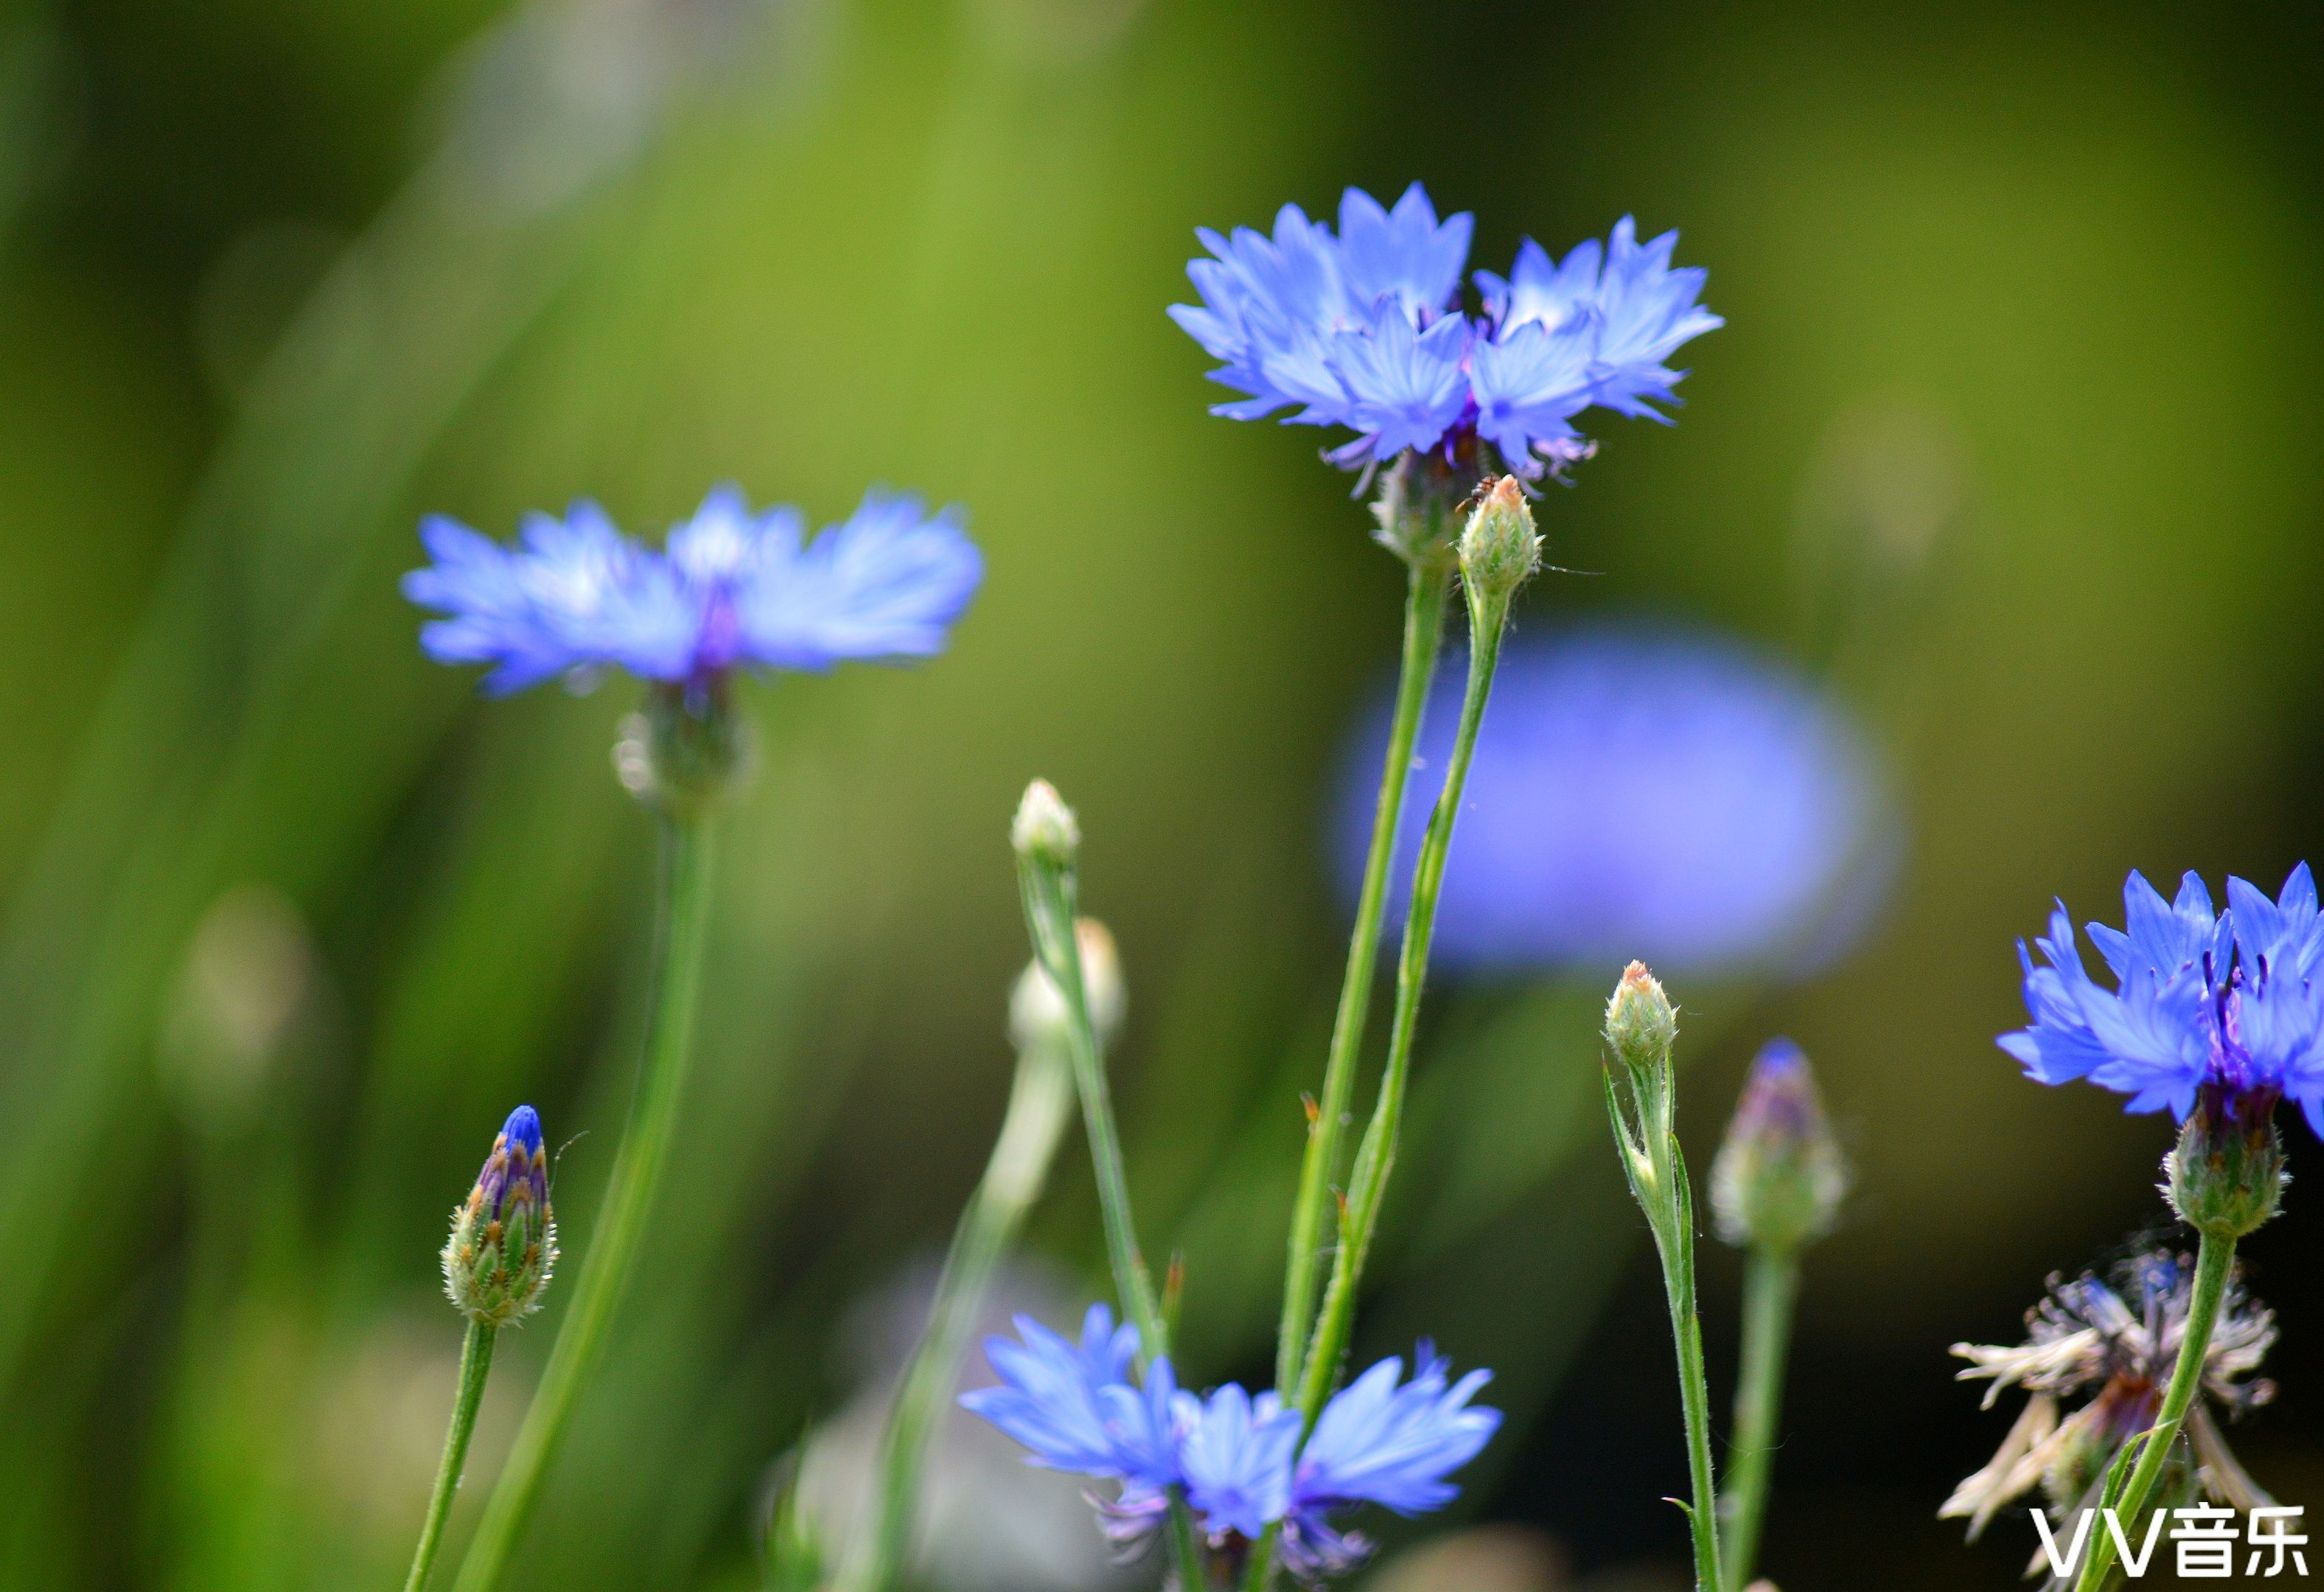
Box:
1658;1161;1723;1592
834;1039;1075;1592
2070;1232;2234;1592
1241;586;1503;1592
1014;853;1210;1592
1720;1247;1798;1588
1605;1053;1721;1592
1275;563;1451;1397
450;813;716;1592
403;1320;500;1592
1291;584;1507;1432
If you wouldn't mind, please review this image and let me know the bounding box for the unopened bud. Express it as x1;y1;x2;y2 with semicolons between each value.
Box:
2166;1083;2285;1240
1604;960;1678;1078
443;1105;558;1327
1009;918;1125;1050
1456;476;1540;601
1711;1039;1850;1253
1011;779;1080;868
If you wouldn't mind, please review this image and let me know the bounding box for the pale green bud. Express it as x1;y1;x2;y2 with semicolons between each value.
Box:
1011;778;1080;867
1604;960;1678;1078
1009;918;1125;1051
1456;476;1541;602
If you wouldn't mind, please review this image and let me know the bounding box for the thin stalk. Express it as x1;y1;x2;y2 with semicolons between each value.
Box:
834;1039;1075;1592
1658;1156;1723;1592
1239;584;1508;1592
2070;1232;2234;1592
1291;584;1507;1430
1720;1247;1798;1588
450;814;716;1592
1015;853;1209;1592
1275;563;1451;1395
402;1321;500;1592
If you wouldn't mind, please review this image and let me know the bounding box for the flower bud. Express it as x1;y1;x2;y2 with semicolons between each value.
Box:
2166;1083;2286;1240
443;1104;558;1327
1009;918;1125;1052
1711;1039;1850;1254
1011;778;1080;868
1456;476;1540;602
1603;960;1678;1078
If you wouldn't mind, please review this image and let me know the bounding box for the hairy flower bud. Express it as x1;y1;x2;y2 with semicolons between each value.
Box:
444;1105;558;1327
1711;1039;1850;1254
1011;779;1081;867
1009;918;1125;1052
2166;1083;2286;1240
1604;960;1678;1078
1456;476;1541;601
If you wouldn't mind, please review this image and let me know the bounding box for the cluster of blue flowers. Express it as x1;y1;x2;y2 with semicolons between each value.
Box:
404;484;983;695
962;1305;1499;1579
2003;864;2324;1134
1170;184;1720;477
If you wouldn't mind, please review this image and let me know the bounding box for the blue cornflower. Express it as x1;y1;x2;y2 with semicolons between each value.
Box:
2001;865;2324;1136
1334;624;1894;977
957;1303;1145;1478
403;484;982;695
1281;1348;1501;1578
1170;184;1719;479
963;1309;1497;1578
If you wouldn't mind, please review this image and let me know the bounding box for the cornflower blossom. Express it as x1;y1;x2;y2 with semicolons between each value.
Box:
403;484;983;696
1170;183;1720;479
1334;624;1892;976
1941;1252;2276;1559
2001;865;2324;1135
960;1305;1499;1579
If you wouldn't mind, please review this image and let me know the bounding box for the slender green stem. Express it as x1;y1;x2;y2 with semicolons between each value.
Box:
2070;1232;2234;1592
403;1320;500;1592
1276;563;1451;1397
1658;1161;1723;1592
450;813;716;1592
1014;853;1209;1592
1291;585;1507;1431
1238;588;1505;1592
1720;1247;1798;1588
834;1039;1075;1592
1605;1033;1721;1592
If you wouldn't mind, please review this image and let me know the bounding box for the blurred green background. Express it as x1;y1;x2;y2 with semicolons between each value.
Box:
0;0;2319;1587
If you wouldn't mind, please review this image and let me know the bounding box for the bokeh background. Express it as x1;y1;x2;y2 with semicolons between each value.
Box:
0;0;2319;1587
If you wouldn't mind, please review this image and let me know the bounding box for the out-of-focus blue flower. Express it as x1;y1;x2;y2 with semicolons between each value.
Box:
963;1310;1497;1575
2000;865;2324;1134
957;1304;1143;1478
1170;184;1719;477
1176;1386;1302;1541
1333;624;1894;977
1280;1348;1500;1578
404;484;982;694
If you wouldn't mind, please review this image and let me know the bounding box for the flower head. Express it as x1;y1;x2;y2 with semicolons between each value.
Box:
1334;624;1893;977
442;1104;558;1327
404;485;981;696
1941;1251;2276;1554
2000;864;2324;1134
962;1310;1496;1580
957;1303;1144;1478
1171;184;1719;479
1282;1348;1501;1579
